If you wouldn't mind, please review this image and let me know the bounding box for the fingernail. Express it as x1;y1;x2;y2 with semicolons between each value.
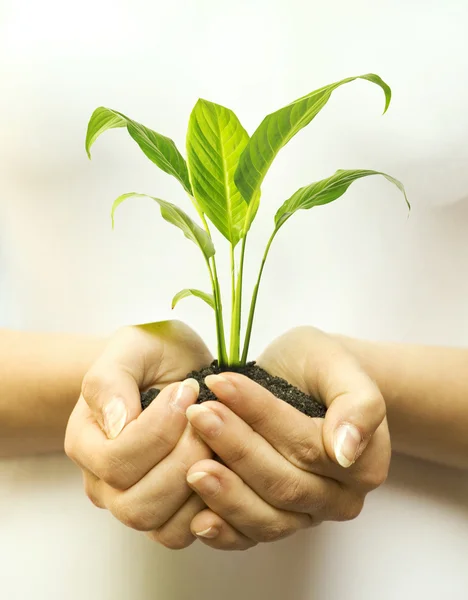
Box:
204;374;236;397
170;378;199;414
334;423;362;468
195;526;219;539
185;404;223;436
103;397;127;439
187;471;220;495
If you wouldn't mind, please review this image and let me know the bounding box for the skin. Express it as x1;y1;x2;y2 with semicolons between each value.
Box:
185;328;468;550
184;327;391;550
64;321;213;549
65;322;391;550
4;322;468;551
335;334;468;470
0;329;105;457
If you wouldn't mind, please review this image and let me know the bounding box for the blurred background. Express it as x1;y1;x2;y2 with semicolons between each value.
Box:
1;0;468;598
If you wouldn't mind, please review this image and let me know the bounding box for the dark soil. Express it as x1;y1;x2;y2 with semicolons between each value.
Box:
140;361;326;419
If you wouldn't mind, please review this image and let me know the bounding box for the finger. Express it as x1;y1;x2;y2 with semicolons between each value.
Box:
203;373;337;477
93;425;211;531
190;509;256;551
203;373;388;490
145;320;213;386
82;362;142;439
186;459;312;543
343;419;391;492
146;493;206;550
80;321;212;439
186;401;351;516
65;382;202;490
315;358;386;469
82;469;105;509
258;327;387;468
80;327;164;437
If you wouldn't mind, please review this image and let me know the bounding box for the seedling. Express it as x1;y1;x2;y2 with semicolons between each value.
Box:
86;73;408;368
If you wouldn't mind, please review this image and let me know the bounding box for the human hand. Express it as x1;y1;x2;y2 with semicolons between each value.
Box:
184;326;390;550
65;320;213;548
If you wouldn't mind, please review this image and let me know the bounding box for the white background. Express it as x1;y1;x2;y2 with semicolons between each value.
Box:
1;0;468;598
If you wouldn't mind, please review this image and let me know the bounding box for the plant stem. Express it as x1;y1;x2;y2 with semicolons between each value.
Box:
197;210;228;366
228;243;239;365
241;228;279;364
203;255;227;365
230;244;236;325
230;235;247;365
210;256;228;366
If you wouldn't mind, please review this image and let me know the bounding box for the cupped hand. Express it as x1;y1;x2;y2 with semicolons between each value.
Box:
185;326;391;551
65;320;213;549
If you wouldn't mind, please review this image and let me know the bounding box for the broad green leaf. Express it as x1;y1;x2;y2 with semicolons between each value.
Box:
275;169;409;229
187;99;250;245
235;74;391;204
171;288;215;310
85;107;126;154
111;193;215;260
86;107;192;194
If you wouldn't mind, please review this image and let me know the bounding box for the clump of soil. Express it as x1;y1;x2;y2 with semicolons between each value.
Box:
141;361;326;419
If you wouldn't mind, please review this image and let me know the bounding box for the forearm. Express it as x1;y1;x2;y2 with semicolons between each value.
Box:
337;335;468;470
0;330;105;458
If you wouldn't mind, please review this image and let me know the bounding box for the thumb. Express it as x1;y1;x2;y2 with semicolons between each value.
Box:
295;334;386;469
81;362;143;440
259;325;387;468
320;360;386;468
80;325;167;439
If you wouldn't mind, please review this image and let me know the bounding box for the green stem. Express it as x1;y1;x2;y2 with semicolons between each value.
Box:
210;256;228;366
203;255;227;366
241;228;278;365
231;235;247;365
197;210;228;366
230;244;236;321
186;192;228;364
228;244;239;365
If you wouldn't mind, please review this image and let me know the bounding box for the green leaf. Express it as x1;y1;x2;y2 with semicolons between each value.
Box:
235;74;391;204
171;288;215;310
86;107;192;194
85;107;126;155
187;99;250;245
111;193;215;260
275;169;409;229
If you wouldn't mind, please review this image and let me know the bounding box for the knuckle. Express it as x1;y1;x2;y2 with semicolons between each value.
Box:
359;463;389;490
225;438;251;467
83;479;104;509
336;496;364;522
246;407;268;430
64;434;77;462
268;475;309;511
169;454;193;479
256;520;293;543
288;436;321;471
112;500;155;532
361;392;386;423
147;424;177;454
94;452;134;490
221;497;246;520
81;371;103;406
